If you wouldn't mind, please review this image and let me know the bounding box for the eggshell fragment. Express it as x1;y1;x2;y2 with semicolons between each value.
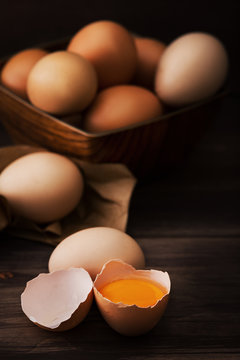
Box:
0;48;48;99
0;151;84;223
21;268;93;331
155;32;228;106
48;227;145;280
94;259;171;336
67;20;137;88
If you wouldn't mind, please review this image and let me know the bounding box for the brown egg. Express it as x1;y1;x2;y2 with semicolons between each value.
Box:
27;51;97;115
133;37;166;89
0;48;48;99
155;32;229;106
48;227;145;280
67;20;137;88
0;151;84;223
83;85;164;133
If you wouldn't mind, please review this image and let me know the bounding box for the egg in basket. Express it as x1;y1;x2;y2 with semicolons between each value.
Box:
0;20;228;176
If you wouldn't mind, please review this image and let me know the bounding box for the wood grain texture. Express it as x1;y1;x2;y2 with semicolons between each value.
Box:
0;235;239;359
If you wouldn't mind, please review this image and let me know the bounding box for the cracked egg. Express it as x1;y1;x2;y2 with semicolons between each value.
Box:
93;259;171;336
21;260;171;336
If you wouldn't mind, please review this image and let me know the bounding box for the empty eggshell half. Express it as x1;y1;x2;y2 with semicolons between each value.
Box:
21;268;93;331
94;259;171;336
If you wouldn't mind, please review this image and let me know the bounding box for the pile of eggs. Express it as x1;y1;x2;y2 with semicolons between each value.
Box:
0;20;228;133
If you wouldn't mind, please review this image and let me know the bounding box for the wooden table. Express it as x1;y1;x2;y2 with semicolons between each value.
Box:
0;1;240;358
1;92;239;359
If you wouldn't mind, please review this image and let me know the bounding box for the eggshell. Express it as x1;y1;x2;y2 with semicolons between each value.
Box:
0;48;48;99
0;151;84;223
94;260;171;336
67;20;137;88
155;32;228;106
21;268;93;331
27;51;97;115
133;37;166;88
83;85;164;133
48;227;145;279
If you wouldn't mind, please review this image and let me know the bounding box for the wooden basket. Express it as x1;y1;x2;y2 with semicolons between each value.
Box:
0;39;227;177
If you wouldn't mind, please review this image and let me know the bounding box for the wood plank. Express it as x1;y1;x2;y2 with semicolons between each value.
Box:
0;234;239;358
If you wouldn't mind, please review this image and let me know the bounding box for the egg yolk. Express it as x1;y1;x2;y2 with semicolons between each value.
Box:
99;278;166;307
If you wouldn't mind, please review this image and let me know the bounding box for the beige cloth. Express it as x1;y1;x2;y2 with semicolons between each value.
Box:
0;145;136;246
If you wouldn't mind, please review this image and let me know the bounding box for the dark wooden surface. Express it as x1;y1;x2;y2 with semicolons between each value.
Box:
0;1;240;359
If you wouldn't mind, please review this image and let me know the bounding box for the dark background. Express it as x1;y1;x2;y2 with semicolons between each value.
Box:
0;0;239;90
0;1;240;359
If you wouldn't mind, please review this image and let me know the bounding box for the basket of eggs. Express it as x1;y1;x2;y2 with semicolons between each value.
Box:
0;20;228;176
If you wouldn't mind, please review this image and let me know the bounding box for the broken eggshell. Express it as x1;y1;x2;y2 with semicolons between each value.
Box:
21;268;93;331
93;259;171;336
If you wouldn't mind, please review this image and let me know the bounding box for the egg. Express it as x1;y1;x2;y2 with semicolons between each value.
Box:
0;151;84;223
83;85;164;133
94;260;171;336
21;268;93;331
155;32;229;106
133;37;166;89
27;51;97;115
0;48;48;99
21;261;171;335
48;227;145;280
67;20;137;88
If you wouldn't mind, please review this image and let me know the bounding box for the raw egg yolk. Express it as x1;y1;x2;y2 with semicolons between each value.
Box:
99;279;166;307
